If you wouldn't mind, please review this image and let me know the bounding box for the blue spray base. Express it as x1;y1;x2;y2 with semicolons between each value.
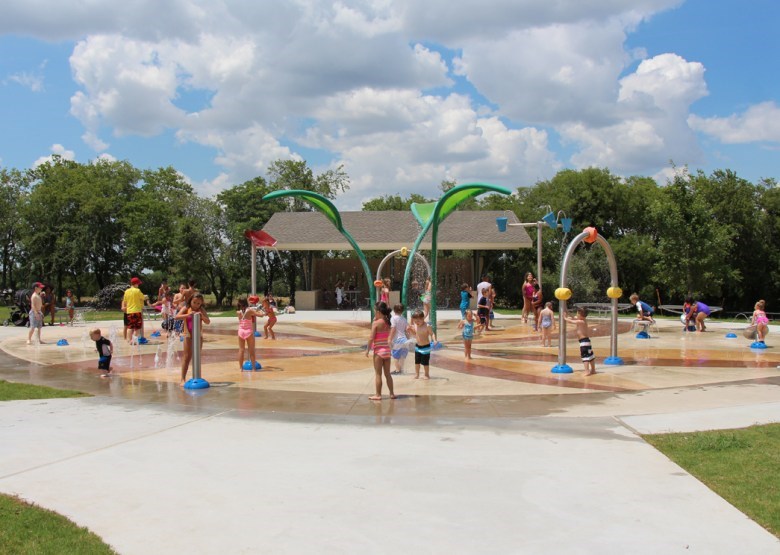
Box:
242;361;263;371
750;341;767;350
603;356;624;366
636;331;650;339
725;333;737;339
184;378;210;390
551;364;573;374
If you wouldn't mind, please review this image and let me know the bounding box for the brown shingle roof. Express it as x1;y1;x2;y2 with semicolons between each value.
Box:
261;210;532;250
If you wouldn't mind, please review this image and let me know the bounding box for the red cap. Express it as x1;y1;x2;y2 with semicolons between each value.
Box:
130;277;142;285
33;282;44;289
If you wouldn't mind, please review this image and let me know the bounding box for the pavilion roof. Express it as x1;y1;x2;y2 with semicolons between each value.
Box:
260;210;532;251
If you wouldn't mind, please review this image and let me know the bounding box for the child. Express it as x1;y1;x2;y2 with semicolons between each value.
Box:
457;309;476;360
335;280;345;309
262;296;277;339
159;292;174;336
237;297;261;371
389;303;410;374
531;281;543;331
365;302;395;401
751;299;770;345
379;278;391;304
65;289;75;325
477;292;490;332
565;307;596;376
89;328;113;378
175;292;211;386
539;301;555;347
459;283;472;318
421;277;432;321
629;293;655;323
412;310;437;379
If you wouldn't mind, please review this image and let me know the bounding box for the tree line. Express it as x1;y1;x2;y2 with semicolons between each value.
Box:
1;156;776;312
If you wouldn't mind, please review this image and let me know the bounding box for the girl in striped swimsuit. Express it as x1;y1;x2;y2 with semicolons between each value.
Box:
365;302;396;401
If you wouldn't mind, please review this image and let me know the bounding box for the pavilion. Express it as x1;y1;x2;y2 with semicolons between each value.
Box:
259;210;531;309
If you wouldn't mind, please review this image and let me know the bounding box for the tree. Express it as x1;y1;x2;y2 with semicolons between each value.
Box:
266;160;351;304
650;169;735;301
0;168;28;291
361;193;432;211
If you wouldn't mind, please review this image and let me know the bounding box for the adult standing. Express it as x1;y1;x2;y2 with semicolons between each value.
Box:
27;282;45;345
43;284;56;326
521;272;535;324
476;274;492;331
122;277;145;344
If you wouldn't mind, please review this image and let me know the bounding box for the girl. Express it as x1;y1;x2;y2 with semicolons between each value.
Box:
751;300;770;344
159;292;174;337
539;301;555;347
421;276;432;321
365;302;395;401
521;272;535;324
175;292;210;386
379;277;391;304
237;297;261;371
458;309;476;360
65;289;75;325
262;296;277;339
531;281;543;331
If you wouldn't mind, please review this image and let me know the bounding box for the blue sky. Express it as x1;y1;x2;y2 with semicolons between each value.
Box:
1;0;778;209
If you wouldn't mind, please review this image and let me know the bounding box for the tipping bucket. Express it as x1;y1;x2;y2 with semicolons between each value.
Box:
496;217;508;232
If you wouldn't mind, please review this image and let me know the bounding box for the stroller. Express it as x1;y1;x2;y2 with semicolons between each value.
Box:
8;289;31;327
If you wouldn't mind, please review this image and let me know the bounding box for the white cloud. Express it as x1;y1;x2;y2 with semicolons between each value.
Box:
7;70;45;92
33;144;76;168
689;101;780;144
562;53;708;174
4;0;731;201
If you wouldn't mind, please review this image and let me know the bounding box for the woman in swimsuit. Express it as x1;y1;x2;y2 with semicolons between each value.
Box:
175;292;210;386
365;301;395;401
521;272;535;324
751;299;770;344
236;297;261;371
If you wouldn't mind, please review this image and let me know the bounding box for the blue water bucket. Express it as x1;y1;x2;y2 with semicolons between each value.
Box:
496;217;508;232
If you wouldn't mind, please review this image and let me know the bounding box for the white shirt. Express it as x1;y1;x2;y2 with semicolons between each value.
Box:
390;314;409;343
476;281;491;300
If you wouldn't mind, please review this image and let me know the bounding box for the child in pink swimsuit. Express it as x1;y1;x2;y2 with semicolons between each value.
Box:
752;299;770;344
365;302;395;401
237;297;261;371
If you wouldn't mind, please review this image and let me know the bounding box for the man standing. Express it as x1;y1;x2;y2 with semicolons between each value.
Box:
122;277;145;344
27;282;45;345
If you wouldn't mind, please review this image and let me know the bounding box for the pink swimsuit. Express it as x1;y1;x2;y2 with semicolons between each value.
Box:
373;328;391;359
238;309;254;340
754;310;769;326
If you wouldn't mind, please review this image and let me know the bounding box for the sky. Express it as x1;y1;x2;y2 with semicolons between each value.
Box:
1;0;778;209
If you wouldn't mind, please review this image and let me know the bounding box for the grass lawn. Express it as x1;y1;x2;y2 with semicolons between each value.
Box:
644;424;780;537
0;382;113;552
0;494;117;554
0;380;89;401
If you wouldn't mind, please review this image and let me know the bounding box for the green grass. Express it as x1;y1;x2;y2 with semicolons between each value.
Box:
644;424;780;537
0;380;88;401
0;494;117;554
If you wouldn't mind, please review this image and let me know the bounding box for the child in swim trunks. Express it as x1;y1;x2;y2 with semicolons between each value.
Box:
237;297;262;371
565;307;596;376
412;310;437;379
89;328;113;378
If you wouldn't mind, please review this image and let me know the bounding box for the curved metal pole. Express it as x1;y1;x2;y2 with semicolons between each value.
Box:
401;220;433;317
556;231;590;371
595;235;622;364
377;249;431;303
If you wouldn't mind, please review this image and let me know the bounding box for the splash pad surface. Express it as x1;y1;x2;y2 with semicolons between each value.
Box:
1;311;778;419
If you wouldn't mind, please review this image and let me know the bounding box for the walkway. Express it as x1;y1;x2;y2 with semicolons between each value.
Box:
1;312;778;553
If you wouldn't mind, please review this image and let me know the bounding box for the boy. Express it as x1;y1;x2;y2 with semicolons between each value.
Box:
27;282;45;345
89;328;113;377
389;303;410;374
564;307;596;376
629;293;655;324
412;310;437;379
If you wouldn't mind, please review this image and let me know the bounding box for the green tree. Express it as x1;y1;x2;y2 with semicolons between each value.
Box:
361;193;432;211
650;169;735;300
266;160;350;304
0;168;29;291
